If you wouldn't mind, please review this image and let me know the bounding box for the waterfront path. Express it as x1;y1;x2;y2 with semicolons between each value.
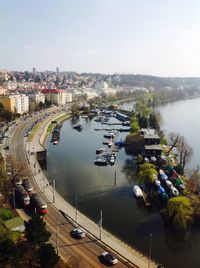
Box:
26;111;157;268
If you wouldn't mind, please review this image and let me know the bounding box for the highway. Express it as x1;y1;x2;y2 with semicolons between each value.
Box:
8;109;137;268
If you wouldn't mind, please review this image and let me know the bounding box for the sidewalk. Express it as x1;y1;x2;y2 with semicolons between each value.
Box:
27;113;158;268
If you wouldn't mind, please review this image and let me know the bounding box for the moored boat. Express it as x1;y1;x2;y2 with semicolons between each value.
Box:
73;124;83;131
133;185;143;198
96;148;107;155
94;158;108;166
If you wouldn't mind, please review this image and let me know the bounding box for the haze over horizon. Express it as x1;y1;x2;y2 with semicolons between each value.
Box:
1;0;200;77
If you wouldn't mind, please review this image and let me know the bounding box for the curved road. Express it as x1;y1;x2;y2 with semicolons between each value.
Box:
8;109;137;268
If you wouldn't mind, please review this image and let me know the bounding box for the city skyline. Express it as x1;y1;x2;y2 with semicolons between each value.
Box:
1;0;200;76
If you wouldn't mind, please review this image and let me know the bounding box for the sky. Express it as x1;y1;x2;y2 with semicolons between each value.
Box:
1;0;200;76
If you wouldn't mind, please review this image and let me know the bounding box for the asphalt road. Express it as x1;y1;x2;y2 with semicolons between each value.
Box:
8;109;136;268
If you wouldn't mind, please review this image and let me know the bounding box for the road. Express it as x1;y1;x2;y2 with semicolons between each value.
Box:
8;109;137;268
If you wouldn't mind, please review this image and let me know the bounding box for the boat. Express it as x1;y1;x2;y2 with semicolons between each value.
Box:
73;124;83;131
154;179;161;186
53;140;59;145
94;158;108;166
115;140;125;147
170;186;179;196
133;185;143;198
165;180;173;188
122;121;130;126
96;148;107;155
104;132;115;139
103;140;109;145
107;139;113;148
109;155;115;165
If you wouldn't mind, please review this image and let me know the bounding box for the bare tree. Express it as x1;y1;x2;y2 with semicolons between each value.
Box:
176;136;193;174
167;132;181;153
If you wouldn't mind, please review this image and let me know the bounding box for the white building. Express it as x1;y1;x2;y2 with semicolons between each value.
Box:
11;94;29;114
65;92;72;103
41;89;66;106
28;92;45;111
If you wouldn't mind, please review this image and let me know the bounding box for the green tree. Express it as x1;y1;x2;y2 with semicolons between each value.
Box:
37;243;59;268
24;213;51;247
166;196;194;231
138;163;157;184
0;238;20;267
125;133;144;155
130;115;139;133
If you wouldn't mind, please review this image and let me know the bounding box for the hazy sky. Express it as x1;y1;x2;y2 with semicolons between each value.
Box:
1;0;200;76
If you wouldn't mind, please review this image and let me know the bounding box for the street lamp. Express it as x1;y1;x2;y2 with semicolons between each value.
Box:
75;193;78;222
52;179;56;203
99;210;103;240
148;233;152;268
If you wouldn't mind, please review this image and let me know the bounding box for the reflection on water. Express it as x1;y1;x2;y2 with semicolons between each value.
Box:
46;109;200;268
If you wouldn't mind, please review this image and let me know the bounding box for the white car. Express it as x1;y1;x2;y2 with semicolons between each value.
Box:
71;228;86;239
100;251;118;265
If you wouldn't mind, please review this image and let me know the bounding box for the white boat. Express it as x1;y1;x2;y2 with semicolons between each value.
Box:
133;185;143;198
94;158;107;166
165;180;173;188
170;186;179;196
154;179;161;186
53;140;58;145
109;155;115;165
107;139;113;148
159;169;164;175
104;132;115;139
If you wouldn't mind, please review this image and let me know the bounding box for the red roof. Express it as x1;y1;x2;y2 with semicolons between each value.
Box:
41;88;65;94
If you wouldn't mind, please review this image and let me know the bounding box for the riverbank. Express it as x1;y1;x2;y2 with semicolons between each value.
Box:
28;110;158;268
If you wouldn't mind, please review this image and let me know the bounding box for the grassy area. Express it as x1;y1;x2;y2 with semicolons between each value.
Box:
0;207;16;221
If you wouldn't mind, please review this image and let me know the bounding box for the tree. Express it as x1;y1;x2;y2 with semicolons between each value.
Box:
24;213;51;247
176;136;193;174
166;196;194;231
138;163;157;184
71;104;80;117
37;243;59;268
167;132;181;154
125;133;144;155
130;115;140;133
0;238;20;267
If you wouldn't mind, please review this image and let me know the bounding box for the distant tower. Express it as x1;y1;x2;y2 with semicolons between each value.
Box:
56;67;60;73
33;67;36;74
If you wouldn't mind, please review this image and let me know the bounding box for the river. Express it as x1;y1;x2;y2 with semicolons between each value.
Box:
46;98;200;268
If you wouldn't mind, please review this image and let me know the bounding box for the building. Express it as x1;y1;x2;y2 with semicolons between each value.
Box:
28;92;45;111
65;92;72;103
139;128;162;158
0;94;29;114
41;88;66;106
0;95;16;113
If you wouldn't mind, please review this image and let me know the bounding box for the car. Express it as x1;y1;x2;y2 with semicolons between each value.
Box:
100;251;118;265
4;145;9;150
71;228;86;239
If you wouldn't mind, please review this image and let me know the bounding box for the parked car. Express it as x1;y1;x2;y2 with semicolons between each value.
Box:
4;145;9;150
71;228;85;239
100;252;118;265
